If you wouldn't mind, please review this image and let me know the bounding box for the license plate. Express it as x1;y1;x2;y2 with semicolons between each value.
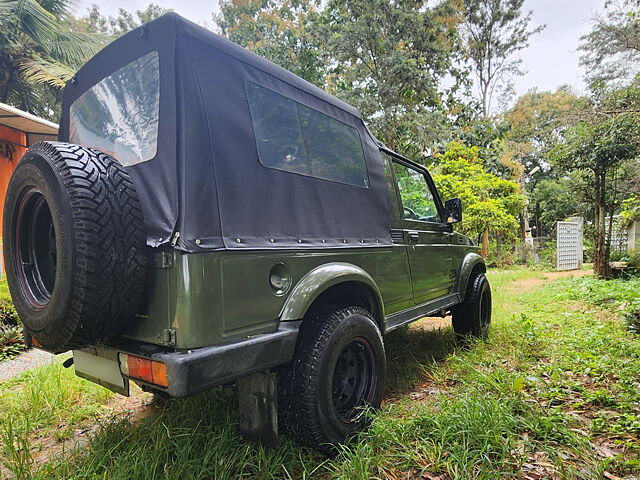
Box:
74;347;130;396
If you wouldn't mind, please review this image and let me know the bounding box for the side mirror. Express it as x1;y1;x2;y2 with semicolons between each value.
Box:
445;198;462;224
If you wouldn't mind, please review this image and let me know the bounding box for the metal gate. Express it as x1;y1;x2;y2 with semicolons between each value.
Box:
557;220;583;271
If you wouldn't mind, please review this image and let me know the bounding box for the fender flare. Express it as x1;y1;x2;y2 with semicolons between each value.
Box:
279;262;384;323
457;253;487;300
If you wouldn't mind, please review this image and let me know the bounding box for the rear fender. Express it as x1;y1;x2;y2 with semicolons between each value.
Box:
279;263;384;322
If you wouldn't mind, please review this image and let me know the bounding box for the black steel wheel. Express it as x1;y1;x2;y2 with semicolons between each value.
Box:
452;273;492;340
332;336;376;422
279;306;385;452
14;189;57;309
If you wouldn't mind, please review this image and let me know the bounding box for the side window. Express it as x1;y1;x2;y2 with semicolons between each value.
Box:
392;161;441;223
246;81;369;188
381;151;402;227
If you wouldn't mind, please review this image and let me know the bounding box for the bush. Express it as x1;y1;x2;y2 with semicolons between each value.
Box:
0;280;24;360
0;297;19;326
0;323;25;360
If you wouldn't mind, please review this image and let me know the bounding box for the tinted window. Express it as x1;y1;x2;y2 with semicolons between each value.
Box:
393;162;440;223
246;82;369;188
69;51;160;167
381;152;403;226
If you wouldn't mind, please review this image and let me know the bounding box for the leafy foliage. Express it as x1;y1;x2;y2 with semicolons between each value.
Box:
80;3;172;36
0;0;105;118
580;0;640;86
216;0;326;86
503;87;586;185
551;82;640;275
462;0;544;117
432;142;523;239
319;0;467;158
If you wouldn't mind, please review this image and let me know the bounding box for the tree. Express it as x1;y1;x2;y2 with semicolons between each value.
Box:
80;3;172;36
552;83;640;276
432;142;524;256
215;0;326;86
0;0;104;118
462;0;544;118
530;174;589;236
503;87;585;186
320;0;467;160
580;0;640;86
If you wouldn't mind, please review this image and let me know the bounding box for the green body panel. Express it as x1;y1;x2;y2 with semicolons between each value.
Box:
120;149;483;351
122;240;478;350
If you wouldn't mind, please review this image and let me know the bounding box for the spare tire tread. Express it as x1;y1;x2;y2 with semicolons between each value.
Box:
4;142;147;351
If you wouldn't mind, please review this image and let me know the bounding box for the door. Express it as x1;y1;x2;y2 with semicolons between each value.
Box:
392;160;455;304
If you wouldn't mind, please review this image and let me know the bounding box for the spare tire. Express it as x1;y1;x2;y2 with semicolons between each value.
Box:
3;142;147;353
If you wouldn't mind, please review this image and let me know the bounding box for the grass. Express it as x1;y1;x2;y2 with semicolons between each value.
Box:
0;278;25;362
0;268;639;479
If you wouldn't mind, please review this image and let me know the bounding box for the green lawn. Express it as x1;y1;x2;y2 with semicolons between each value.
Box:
1;269;639;479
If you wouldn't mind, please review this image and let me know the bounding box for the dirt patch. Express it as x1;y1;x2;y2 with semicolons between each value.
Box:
507;269;592;291
28;387;154;469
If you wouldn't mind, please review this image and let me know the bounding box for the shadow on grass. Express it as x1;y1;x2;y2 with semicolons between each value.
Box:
383;320;457;396
27;323;457;479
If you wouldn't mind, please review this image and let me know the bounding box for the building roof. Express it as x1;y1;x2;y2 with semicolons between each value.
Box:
0;102;58;145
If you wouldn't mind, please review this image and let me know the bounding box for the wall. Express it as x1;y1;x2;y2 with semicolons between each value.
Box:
0;125;26;239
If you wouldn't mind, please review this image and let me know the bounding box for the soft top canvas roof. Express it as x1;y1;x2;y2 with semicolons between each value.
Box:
59;13;391;252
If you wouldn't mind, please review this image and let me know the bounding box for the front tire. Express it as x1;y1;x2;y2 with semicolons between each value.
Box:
452;273;492;340
279;306;385;452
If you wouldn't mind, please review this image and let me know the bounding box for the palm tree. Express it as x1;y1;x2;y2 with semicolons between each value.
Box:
0;0;105;119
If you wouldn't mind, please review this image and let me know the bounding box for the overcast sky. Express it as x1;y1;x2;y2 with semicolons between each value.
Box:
73;0;607;101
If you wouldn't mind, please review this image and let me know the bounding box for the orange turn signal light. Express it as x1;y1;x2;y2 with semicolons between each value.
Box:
119;353;168;388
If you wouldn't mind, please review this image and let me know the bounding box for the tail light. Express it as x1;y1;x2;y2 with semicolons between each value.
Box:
119;353;168;388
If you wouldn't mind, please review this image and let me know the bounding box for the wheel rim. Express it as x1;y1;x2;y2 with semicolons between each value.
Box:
480;288;491;333
331;337;376;423
15;189;57;309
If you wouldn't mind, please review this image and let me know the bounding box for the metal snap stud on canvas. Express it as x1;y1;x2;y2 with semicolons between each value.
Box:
297;239;303;244
235;238;241;243
269;238;275;243
158;238;163;242
195;239;201;245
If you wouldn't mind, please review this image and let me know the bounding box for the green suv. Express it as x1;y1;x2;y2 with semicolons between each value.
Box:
3;13;490;450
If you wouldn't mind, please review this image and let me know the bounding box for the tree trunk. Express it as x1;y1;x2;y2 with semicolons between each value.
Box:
481;230;489;257
0;69;10;103
593;169;610;277
496;231;502;264
0;55;12;103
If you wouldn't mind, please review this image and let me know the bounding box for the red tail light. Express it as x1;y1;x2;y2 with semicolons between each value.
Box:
119;353;168;388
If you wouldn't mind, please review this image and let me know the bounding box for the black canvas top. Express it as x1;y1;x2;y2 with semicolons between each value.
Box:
59;13;391;252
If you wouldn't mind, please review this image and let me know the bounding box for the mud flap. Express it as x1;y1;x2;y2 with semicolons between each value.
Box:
238;371;278;448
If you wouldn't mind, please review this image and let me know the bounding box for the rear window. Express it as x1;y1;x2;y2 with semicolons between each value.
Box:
69;51;160;167
246;81;369;188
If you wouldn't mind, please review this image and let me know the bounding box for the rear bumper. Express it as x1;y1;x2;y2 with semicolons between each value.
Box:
111;322;300;397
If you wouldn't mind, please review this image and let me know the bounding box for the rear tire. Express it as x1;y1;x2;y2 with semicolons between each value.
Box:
3;142;147;352
452;273;491;340
279;306;385;452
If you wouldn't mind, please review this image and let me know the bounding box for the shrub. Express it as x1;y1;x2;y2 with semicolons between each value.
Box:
0;297;19;326
0;323;25;360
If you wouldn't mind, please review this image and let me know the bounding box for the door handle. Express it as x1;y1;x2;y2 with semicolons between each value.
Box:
407;231;420;243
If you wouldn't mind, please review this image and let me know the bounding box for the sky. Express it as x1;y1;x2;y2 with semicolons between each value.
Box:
73;0;607;101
